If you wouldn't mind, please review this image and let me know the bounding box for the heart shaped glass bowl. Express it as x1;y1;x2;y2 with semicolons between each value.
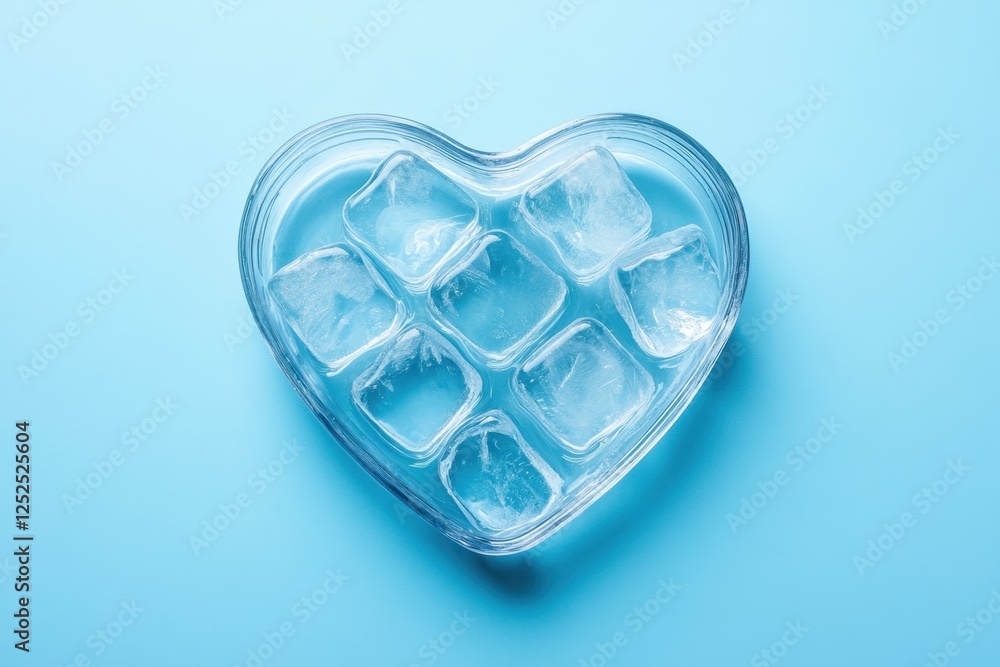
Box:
239;114;748;555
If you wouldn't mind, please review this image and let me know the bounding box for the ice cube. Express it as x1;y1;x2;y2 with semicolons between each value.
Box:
429;231;568;367
515;147;651;283
439;410;562;533
267;244;404;374
610;225;722;358
513;319;654;457
343;151;479;290
352;325;482;459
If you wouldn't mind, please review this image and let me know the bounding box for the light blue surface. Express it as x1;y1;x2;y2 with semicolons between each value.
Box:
2;1;998;665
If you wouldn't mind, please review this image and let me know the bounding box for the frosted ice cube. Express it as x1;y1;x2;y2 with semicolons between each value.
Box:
352;325;482;459
440;410;562;533
267;244;404;374
513;319;654;457
343;151;479;290
516;147;651;284
429;231;568;367
611;225;722;358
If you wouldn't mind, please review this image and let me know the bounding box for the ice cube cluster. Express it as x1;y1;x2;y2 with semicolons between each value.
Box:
344;152;479;290
611;225;723;359
352;325;481;460
267;146;723;535
440;411;562;533
429;231;567;367
516;147;652;284
513;319;654;458
268;244;403;373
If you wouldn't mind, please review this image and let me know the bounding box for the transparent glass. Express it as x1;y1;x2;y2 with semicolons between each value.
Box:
239;114;749;554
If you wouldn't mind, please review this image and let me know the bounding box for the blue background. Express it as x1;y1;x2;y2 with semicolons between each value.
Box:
3;1;999;665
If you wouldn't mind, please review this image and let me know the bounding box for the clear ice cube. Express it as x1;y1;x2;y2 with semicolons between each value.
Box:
352;325;482;459
611;225;722;358
513;319;654;457
429;231;568;367
343;151;479;290
515;147;652;284
267;244;404;374
439;410;562;533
